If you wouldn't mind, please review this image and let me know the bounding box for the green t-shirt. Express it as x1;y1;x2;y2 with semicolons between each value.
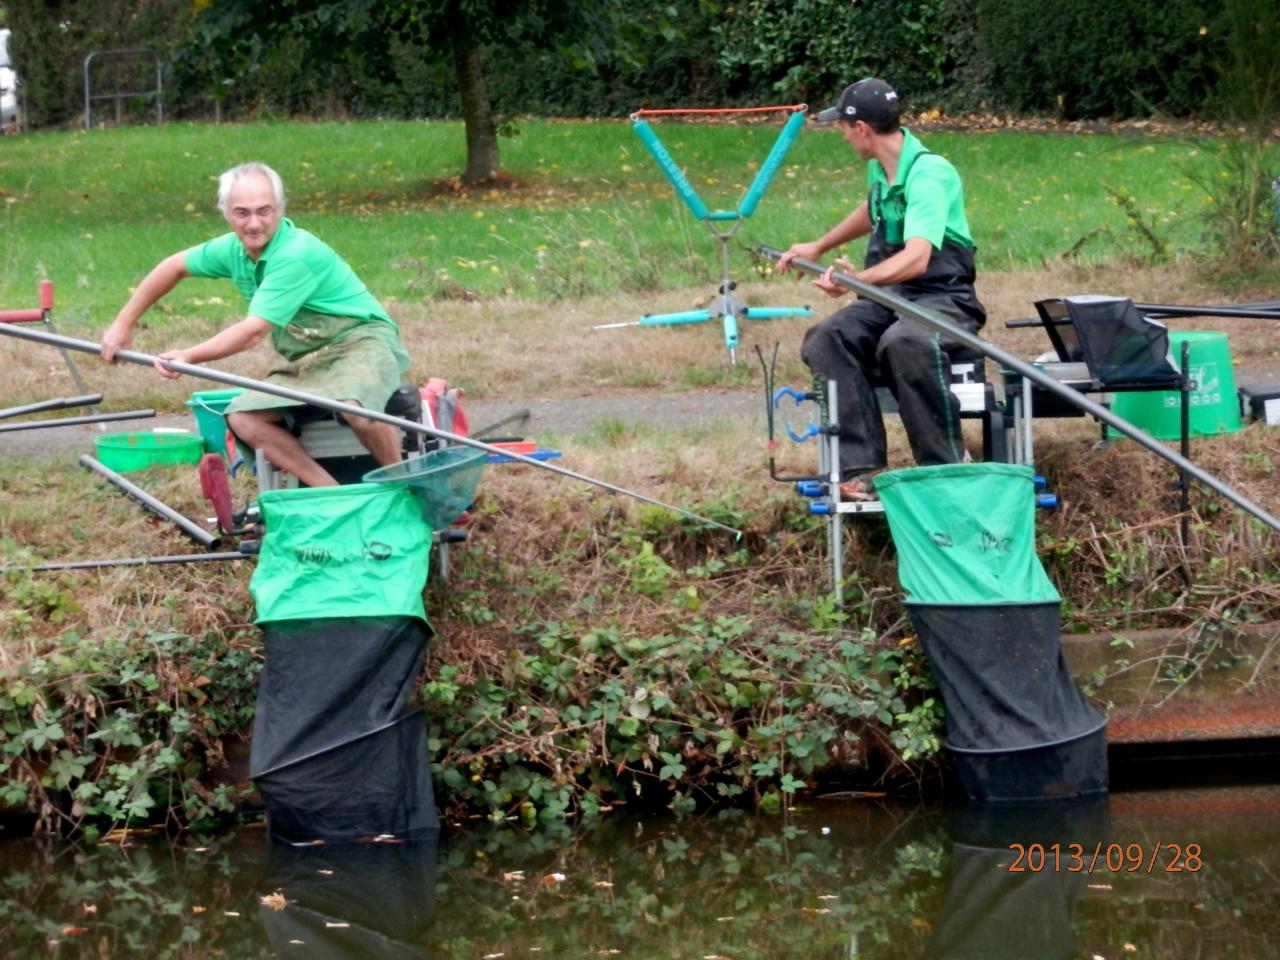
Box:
866;128;975;250
183;218;395;330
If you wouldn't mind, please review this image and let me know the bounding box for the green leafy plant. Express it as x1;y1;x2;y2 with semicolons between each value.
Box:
0;628;260;833
421;616;941;822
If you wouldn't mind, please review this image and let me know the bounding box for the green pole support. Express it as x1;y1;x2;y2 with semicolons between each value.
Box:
737;110;806;218
744;306;814;319
633;119;711;220
722;310;740;351
637;310;713;327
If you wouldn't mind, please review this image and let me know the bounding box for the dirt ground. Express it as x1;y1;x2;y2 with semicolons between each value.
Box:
2;260;1278;462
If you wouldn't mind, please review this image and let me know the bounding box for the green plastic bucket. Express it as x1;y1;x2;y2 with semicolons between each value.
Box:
186;388;243;455
95;432;204;472
1110;331;1241;440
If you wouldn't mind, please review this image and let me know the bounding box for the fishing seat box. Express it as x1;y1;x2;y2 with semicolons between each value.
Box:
1238;382;1280;425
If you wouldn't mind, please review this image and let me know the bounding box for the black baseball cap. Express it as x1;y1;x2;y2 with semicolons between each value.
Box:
816;78;901;125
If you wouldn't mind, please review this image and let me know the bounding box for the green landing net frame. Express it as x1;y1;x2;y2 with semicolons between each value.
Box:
593;105;814;363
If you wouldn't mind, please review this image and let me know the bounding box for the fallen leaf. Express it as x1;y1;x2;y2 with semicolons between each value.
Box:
502;870;525;882
260;892;288;912
191;906;206;914
60;926;89;937
541;872;567;884
1124;946;1137;953
593;880;614;889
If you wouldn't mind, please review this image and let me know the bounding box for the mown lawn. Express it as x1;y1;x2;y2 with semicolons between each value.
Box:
0;117;1249;330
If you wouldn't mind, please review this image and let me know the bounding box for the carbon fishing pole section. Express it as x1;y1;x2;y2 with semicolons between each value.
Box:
0;323;742;538
0;393;101;420
248;482;439;842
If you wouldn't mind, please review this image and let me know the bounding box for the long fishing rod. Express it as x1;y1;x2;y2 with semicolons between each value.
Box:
0;393;102;421
0;550;252;573
0;324;742;538
80;454;220;548
760;245;1280;536
0;409;155;434
1134;302;1280;321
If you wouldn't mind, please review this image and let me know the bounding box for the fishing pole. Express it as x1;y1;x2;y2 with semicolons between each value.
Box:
0;393;103;421
0;409;155;434
760;245;1280;536
0;550;253;573
0;324;743;538
80;454;220;548
1134;302;1280;321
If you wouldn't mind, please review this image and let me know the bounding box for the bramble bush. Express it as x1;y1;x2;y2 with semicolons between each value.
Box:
422;615;942;824
0;627;260;836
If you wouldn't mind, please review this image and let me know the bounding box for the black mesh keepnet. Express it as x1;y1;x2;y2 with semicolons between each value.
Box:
250;616;439;842
909;602;1108;801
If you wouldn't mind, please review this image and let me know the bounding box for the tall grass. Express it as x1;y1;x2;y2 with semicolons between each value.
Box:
0;118;1245;330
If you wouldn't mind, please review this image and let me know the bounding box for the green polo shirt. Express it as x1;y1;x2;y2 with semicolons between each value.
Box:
183;218;395;330
867;128;975;250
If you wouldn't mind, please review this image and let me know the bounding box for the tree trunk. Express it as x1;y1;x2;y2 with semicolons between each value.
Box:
454;38;499;183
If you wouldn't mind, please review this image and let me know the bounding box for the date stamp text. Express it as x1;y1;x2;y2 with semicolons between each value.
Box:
1007;842;1202;874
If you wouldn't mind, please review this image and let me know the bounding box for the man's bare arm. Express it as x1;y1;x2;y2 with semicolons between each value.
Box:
813;236;934;298
842;236;933;286
153;316;274;380
101;252;190;361
775;202;873;273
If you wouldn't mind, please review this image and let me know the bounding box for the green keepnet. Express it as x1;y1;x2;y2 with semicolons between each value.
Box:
251;482;431;624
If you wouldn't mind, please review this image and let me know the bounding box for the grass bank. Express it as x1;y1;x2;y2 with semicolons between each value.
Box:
4;407;1280;833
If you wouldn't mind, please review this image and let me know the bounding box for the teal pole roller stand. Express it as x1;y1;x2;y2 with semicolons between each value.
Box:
619;106;812;362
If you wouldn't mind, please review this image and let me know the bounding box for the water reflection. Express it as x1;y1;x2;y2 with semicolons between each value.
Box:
929;798;1107;959
258;837;438;959
2;785;1280;958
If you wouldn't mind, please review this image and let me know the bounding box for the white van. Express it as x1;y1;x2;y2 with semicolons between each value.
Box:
1;28;19;130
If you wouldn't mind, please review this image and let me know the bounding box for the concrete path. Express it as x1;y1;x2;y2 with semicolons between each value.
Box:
0;388;764;460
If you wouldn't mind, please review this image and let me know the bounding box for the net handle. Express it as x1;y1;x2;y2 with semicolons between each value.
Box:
630;104;807;120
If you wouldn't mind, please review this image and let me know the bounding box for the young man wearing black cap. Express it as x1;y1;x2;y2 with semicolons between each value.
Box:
775;77;986;500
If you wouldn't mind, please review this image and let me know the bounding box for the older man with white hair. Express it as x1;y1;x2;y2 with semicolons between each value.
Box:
101;161;410;487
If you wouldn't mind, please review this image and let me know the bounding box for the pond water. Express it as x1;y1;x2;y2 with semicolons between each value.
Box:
2;782;1279;958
